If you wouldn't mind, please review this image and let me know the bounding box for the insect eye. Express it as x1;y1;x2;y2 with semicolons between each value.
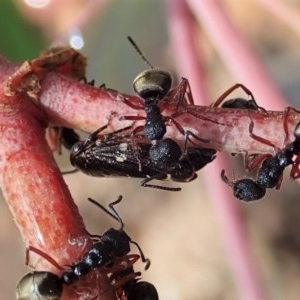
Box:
71;142;83;155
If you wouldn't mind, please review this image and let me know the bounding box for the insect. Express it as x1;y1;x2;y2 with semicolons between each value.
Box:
122;37;221;142
70;124;216;191
210;83;266;111
77;37;214;191
221;120;300;201
125;36;172;142
62;196;151;284
17;196;153;299
51;127;80;152
125;281;159;300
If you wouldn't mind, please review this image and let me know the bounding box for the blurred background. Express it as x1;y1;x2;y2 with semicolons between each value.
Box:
1;0;300;299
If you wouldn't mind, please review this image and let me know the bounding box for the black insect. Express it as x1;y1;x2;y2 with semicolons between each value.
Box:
125;37;209;144
17;196;154;299
59;127;80;151
211;83;266;112
129;52;211;181
62;196;151;284
126;36;172;142
70;37;216;191
70;124;216;191
126;281;159;300
221;120;300;201
51;127;80;153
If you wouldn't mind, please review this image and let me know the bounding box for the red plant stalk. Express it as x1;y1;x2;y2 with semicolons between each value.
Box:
0;57;114;299
40;72;300;155
1;47;300;296
1;42;300;298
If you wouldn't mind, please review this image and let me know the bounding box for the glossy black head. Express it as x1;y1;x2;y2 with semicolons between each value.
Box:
187;148;217;171
60;128;80;151
221;98;258;110
70;141;85;161
170;159;196;182
126;281;159;300
169;148;216;183
102;228;131;257
16;271;63;300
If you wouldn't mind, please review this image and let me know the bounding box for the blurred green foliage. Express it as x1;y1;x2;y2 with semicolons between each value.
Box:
0;0;45;61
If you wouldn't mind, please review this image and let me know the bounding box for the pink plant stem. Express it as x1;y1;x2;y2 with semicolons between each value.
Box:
39;72;300;154
0;59;113;299
186;0;288;110
164;1;266;299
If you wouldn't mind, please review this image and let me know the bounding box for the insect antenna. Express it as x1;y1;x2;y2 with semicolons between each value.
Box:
127;36;154;69
130;240;151;270
88;196;124;230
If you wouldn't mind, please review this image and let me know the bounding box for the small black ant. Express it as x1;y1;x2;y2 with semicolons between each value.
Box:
221;120;300;201
16;196;155;299
124;36;210;145
126;36;171;142
70;124;216;191
211;83;266;112
62;196;150;284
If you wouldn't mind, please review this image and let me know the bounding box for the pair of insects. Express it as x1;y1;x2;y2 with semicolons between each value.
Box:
52;38;253;194
58;37;299;197
61;37;219;191
16;196;158;300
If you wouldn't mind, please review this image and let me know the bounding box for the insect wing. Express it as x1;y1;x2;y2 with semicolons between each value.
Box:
72;137;163;179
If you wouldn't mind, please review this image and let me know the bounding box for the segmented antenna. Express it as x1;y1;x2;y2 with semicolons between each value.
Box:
88;196;125;230
127;36;154;69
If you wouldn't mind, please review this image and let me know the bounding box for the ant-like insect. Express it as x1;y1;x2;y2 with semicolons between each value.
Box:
210;83;266;111
105;37;215;191
126;36;171;142
221;120;300;201
16;196;156;300
123;36;212;145
70;124;216;191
